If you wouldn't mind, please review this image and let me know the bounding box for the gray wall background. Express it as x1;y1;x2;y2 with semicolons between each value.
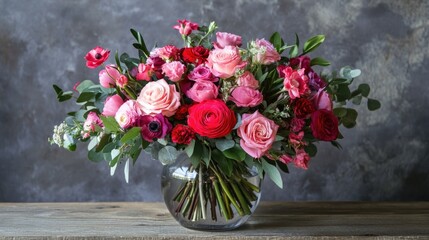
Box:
0;0;428;202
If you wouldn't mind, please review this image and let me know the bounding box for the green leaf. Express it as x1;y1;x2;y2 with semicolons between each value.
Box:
367;98;381;111
184;139;195;157
346;108;358;122
223;145;246;161
276;161;289;174
202;145;211;166
303;35;325;54
358;83;370;97
212;149;233;177
53;85;63;95
289;45;298;58
269;32;284;52
158;146;178;165
111;149;121;160
75;80;95;93
304;144;317;157
120;127;141;144
333;107;347;118
88;137;98;151
351;95;363;105
96;134;111;152
76;92;95;103
340;66;361;80
336;85;351;102
215;139;235;151
310;57;330;66
262;159;283;188
331;140;343;149
88;148;104;162
100;116;120;133
63;134;76;151
189;140;203;167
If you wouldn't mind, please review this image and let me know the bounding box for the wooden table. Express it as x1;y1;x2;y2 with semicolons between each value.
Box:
0;202;428;239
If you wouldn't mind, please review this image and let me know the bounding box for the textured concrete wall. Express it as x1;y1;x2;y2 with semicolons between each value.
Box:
0;0;428;202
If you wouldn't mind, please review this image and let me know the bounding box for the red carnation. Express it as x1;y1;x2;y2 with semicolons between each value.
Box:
171;124;195;145
187;99;236;138
181;46;210;65
310;109;339;141
174;104;191;120
293;98;316;119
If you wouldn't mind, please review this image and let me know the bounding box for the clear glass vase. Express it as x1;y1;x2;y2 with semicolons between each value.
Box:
161;152;262;231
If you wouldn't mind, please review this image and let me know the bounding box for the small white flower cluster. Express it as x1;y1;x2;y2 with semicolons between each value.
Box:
48;122;68;147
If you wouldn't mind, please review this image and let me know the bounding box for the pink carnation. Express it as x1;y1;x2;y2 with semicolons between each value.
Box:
213;32;242;49
115;100;144;129
102;95;124;117
186;80;219;102
173;19;198;36
237;71;259;89
162;61;186;82
278;66;310;99
229;86;263;107
251;39;280;65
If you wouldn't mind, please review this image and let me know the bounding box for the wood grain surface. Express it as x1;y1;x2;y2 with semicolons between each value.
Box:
0;202;428;239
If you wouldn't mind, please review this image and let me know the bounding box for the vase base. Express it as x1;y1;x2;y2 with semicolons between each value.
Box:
176;216;250;231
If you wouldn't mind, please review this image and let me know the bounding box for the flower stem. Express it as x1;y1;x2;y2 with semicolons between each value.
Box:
213;178;229;221
230;179;251;215
198;166;207;220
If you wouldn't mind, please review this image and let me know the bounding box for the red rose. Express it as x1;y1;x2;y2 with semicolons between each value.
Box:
187;99;236;138
294;98;315;119
84;46;110;69
181;46;209;65
171;124;195;145
310;109;339;141
174;104;190;120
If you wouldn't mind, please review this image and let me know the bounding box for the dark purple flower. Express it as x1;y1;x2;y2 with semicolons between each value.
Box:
308;71;326;91
137;114;172;142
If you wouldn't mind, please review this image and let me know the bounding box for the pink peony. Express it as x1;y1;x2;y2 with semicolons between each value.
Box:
137;79;181;117
85;46;110;69
188;65;218;82
114;100;144;129
207;46;246;78
137;114;172;142
186;80;219;102
237;71;259;89
162;61;186;82
311;89;333;111
278;66;310;99
229;86;263;107
237;111;279;158
99;65;121;88
251;39;280;65
102;95;124;117
82;112;104;138
213;32;242;49
173;19;198;36
136;63;153;81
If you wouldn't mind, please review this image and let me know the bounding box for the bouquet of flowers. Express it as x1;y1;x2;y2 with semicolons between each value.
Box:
50;19;379;223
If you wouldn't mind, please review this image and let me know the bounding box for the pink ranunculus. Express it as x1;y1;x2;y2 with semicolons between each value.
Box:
237;71;259;89
136;63;153;81
251;39;280;65
188;65;218;82
311;89;333;111
137;79;181;117
162;61;186;82
116;74;128;88
173;19;198;36
237;111;279;158
207;46;246;78
114;100;144;129
85;46;110;69
83;112;104;138
213;32;242;49
157;45;180;61
229;86;263;107
99;65;121;88
293;149;311;170
102;95;124;117
186;80;219;102
279;66;310;99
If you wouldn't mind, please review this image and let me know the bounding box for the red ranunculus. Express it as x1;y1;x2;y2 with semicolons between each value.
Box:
294;98;316;119
187;99;236;138
171;124;195;144
181;46;210;65
310;109;339;141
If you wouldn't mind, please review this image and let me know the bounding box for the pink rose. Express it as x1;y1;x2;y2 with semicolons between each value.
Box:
229;86;263;107
114;100;143;129
186;80;219;102
237;71;259;89
136;63;152;81
279;66;310;99
188;65;218;82
102;95;124;117
99;65;121;88
237;111;279;158
213;32;242;49
251;39;280;65
137;79;181;117
162;61;186;82
82;112;103;138
311;89;333;111
173;19;198;36
157;45;180;61
207;46;246;78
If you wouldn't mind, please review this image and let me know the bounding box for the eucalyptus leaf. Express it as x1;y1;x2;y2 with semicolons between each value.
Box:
158;146;178;165
223;145;246;161
124;159;130;183
367;98;381;111
76;80;95;93
215;139;235;151
100;116;120;133
333;107;347;118
358;83;370;97
262;159;283;188
87;137;98;151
